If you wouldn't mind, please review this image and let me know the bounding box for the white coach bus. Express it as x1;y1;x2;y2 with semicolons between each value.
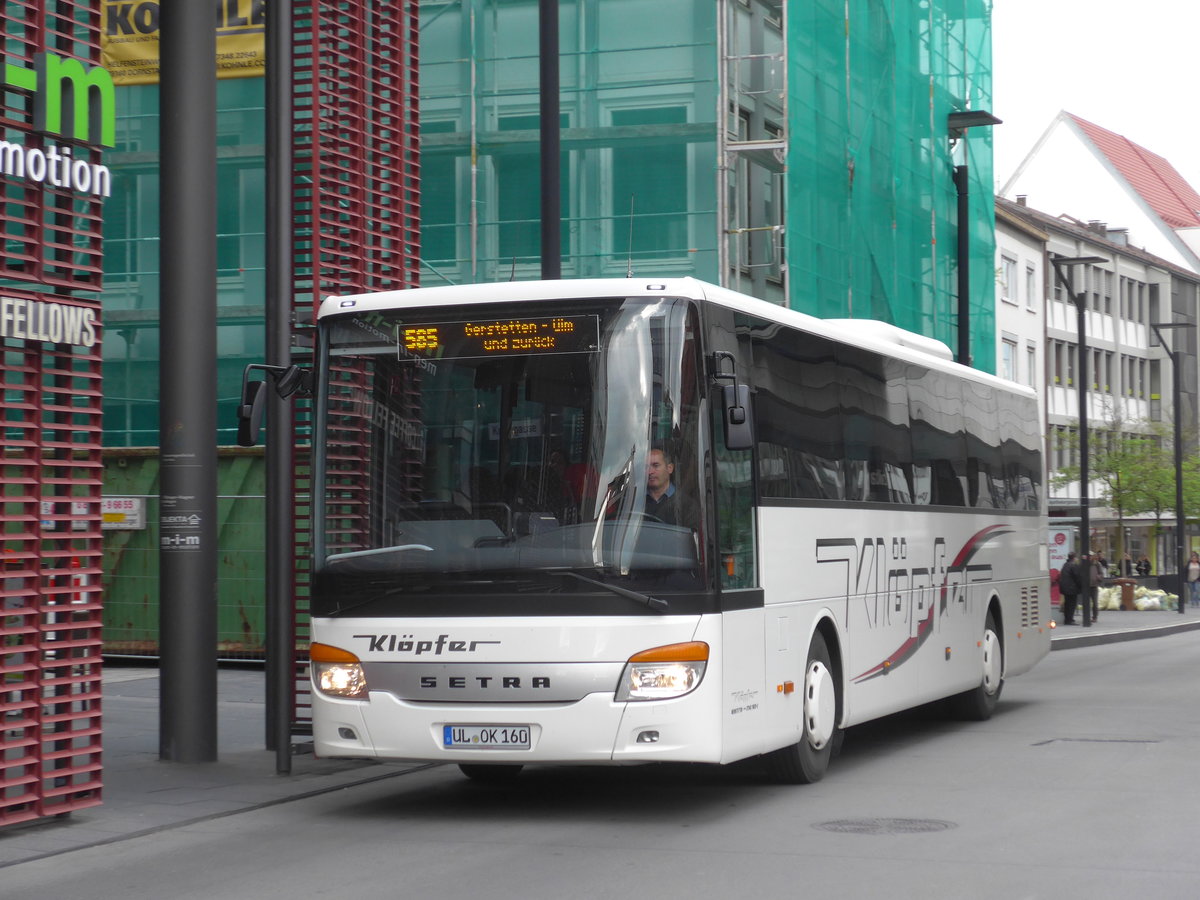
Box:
243;277;1052;783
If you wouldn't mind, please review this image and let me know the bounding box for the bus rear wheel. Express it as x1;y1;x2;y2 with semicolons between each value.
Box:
763;631;839;784
950;610;1003;720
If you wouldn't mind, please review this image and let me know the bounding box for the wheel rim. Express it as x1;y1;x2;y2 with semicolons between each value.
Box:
804;659;836;750
981;628;1001;695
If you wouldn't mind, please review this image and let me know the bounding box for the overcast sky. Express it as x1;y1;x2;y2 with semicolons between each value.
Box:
991;1;1200;192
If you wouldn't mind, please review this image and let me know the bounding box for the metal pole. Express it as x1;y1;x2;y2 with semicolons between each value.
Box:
954;164;970;366
1053;258;1106;626
159;2;218;761
1173;346;1185;613
1151;321;1190;614
1075;286;1091;627
1051;260;1095;627
265;0;296;772
539;0;561;279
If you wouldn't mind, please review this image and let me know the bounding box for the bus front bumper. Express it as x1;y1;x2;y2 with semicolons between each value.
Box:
311;688;723;765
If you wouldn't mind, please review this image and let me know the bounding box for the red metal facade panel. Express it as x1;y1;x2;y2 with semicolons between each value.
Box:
294;0;421;315
289;1;420;728
1;1;105;827
1;328;105;827
1;2;107;290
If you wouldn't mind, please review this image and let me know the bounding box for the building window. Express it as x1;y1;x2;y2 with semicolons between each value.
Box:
1000;255;1018;303
496;113;570;267
1054;424;1080;471
1001;337;1017;382
1025;265;1036;310
1026;344;1037;388
610;106;690;260
421;120;458;266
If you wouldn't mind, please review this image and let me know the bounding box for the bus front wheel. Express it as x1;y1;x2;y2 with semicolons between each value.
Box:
763;631;839;784
950;610;1003;720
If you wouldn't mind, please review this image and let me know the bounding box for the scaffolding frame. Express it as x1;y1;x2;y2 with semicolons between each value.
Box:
718;0;788;302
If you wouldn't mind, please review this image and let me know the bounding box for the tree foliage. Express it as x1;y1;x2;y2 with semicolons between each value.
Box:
1051;419;1200;560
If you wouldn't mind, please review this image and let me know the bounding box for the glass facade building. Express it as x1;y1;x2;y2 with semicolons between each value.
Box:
418;0;996;366
104;77;266;448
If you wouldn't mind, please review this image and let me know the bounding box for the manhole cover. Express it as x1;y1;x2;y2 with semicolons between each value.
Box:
814;817;957;835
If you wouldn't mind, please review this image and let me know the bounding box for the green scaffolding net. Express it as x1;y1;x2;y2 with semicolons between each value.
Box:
419;0;996;371
787;0;996;371
419;0;720;284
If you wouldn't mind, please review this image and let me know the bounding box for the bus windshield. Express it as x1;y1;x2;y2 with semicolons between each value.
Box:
312;295;707;613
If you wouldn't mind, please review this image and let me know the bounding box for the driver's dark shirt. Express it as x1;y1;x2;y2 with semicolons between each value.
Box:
645;484;697;530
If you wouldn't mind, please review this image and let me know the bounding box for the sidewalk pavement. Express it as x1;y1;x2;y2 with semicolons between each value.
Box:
3;604;1199;868
0;665;421;868
1048;600;1200;649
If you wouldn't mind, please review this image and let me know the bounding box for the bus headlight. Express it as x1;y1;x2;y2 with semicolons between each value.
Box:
311;642;368;700
616;641;709;702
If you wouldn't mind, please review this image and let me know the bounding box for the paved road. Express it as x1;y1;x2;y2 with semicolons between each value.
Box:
4;631;1198;899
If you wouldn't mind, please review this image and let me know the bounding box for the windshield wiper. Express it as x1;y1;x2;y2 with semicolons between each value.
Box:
560;571;668;612
326;544;433;564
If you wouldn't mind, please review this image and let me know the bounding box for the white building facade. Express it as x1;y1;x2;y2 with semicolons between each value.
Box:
995;199;1048;422
999;197;1200;567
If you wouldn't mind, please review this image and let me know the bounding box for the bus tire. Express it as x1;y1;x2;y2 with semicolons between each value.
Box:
951;610;1003;721
763;631;839;784
458;764;523;783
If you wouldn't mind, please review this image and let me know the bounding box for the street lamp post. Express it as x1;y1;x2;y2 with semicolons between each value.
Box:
1051;255;1106;627
947;110;1002;366
539;0;561;279
1150;321;1192;614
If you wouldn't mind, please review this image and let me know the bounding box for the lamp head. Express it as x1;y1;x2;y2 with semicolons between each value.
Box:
948;110;1002;140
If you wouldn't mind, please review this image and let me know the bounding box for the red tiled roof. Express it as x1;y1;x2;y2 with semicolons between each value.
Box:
1067;112;1200;229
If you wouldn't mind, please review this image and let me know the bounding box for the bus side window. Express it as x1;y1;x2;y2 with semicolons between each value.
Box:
713;403;757;589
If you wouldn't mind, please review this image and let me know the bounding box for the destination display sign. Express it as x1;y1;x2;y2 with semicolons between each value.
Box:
399;314;599;360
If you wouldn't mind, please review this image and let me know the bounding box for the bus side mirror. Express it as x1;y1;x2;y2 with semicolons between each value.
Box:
236;379;267;447
723;383;754;451
235;363;312;447
711;351;754;452
274;364;312;399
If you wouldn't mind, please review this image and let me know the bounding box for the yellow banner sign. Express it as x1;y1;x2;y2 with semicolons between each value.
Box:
101;0;266;86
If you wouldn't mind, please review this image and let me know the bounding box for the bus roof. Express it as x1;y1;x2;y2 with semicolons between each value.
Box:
318;277;1034;400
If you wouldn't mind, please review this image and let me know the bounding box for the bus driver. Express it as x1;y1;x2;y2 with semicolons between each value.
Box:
645;445;696;529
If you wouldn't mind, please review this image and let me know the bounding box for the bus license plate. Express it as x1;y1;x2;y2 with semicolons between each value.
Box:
443;725;531;750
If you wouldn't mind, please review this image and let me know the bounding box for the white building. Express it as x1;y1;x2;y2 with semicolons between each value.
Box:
995;199;1048;423
1001;111;1200;274
998;197;1200;566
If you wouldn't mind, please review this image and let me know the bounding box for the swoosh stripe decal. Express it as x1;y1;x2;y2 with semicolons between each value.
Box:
852;525;1013;683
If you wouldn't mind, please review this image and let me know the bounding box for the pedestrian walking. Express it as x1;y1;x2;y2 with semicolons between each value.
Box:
1058;552;1081;625
1187;552;1200;608
1135;555;1151;577
1088;554;1104;621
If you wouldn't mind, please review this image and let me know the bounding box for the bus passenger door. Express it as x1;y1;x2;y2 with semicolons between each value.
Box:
713;397;768;761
